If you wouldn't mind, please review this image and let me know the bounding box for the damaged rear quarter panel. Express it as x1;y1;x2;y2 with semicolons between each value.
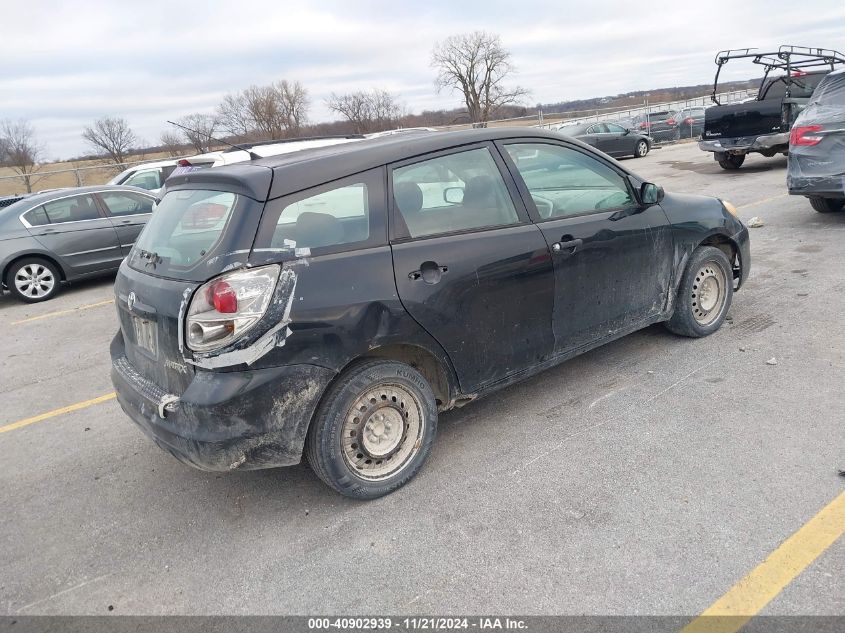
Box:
244;246;458;388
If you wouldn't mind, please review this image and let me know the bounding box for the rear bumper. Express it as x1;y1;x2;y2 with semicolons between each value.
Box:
787;174;845;198
699;133;789;154
110;332;335;471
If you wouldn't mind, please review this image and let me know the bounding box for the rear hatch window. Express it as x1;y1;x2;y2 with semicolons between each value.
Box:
128;189;261;281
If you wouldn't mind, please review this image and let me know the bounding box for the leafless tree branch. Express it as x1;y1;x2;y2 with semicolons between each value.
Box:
81;116;138;165
431;31;529;126
0;118;45;193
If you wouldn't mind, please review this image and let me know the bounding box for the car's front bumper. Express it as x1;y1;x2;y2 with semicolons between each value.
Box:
699;133;789;154
110;332;335;471
734;226;751;290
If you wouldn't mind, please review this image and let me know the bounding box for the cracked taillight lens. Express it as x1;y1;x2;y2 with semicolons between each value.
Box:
186;265;279;352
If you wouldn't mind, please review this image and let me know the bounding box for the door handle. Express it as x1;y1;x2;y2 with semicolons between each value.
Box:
409;261;448;284
552;238;583;254
120;219;133;224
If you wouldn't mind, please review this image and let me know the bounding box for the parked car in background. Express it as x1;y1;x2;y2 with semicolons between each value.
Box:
170;135;370;176
0;186;156;302
557;121;651;157
0;194;29;209
668;107;706;139
630;110;677;142
108;159;179;194
787;68;845;213
110;127;749;499
700;45;843;169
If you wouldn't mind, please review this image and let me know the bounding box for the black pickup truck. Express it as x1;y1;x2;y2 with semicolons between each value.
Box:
699;46;844;170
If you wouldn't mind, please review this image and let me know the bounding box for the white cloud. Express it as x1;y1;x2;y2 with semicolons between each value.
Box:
2;0;844;158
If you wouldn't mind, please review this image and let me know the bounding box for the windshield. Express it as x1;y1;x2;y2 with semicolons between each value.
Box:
128;189;239;279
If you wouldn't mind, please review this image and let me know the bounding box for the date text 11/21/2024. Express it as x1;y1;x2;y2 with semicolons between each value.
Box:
307;617;528;630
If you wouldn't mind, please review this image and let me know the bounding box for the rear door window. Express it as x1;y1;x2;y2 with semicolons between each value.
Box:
42;195;102;223
392;147;520;239
99;191;154;216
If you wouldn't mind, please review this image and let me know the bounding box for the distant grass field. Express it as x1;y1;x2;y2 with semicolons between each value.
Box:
0;151;174;197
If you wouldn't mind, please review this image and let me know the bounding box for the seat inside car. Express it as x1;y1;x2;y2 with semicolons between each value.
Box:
295;211;344;248
70;197;101;221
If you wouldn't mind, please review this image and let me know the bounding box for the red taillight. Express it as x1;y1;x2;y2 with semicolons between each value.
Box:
683;117;694;125
667;118;676;125
790;125;823;146
639;122;649;129
209;280;238;313
177;159;193;167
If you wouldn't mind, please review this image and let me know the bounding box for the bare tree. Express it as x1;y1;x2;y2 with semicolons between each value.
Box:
326;89;404;133
81;116;138;165
0;119;44;193
216;93;253;141
217;80;310;141
159;131;185;157
177;113;217;153
431;31;528;126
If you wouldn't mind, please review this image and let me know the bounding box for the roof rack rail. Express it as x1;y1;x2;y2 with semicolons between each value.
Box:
220;135;367;153
711;44;845;104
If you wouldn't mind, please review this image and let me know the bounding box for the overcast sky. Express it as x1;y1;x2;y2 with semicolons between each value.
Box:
3;0;844;159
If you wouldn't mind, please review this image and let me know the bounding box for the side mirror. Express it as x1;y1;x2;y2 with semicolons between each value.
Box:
640;182;664;205
623;128;631;135
443;187;464;204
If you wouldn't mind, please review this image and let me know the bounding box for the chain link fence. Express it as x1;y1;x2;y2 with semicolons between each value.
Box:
0;155;179;197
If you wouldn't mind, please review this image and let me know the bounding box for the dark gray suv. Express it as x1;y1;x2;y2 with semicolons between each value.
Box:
0;186;155;302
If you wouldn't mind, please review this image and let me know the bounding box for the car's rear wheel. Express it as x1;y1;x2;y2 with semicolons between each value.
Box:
634;140;649;158
717;153;745;170
665;246;733;338
305;359;437;499
6;257;61;303
809;197;845;213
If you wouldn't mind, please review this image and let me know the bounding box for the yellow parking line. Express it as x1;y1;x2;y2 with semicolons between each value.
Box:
0;393;116;434
11;299;114;325
680;491;845;633
738;193;788;210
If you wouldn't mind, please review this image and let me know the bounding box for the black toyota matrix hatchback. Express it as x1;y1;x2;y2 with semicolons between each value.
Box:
111;128;750;499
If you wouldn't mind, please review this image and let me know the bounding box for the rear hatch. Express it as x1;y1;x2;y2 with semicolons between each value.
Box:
703;100;784;140
116;167;272;395
788;72;845;189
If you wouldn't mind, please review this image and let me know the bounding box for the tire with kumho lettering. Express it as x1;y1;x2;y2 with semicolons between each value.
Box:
305;359;438;499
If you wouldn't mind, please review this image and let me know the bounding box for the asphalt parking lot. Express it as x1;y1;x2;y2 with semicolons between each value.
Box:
0;141;842;618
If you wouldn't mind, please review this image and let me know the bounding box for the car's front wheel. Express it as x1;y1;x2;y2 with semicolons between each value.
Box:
665;246;734;338
634;140;649;158
5;257;61;303
809;197;845;213
305;359;438;499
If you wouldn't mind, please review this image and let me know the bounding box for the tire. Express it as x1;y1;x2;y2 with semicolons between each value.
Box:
634;139;649;158
717;153;745;170
305;359;438;499
809;197;845;213
665;246;734;338
5;257;61;303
